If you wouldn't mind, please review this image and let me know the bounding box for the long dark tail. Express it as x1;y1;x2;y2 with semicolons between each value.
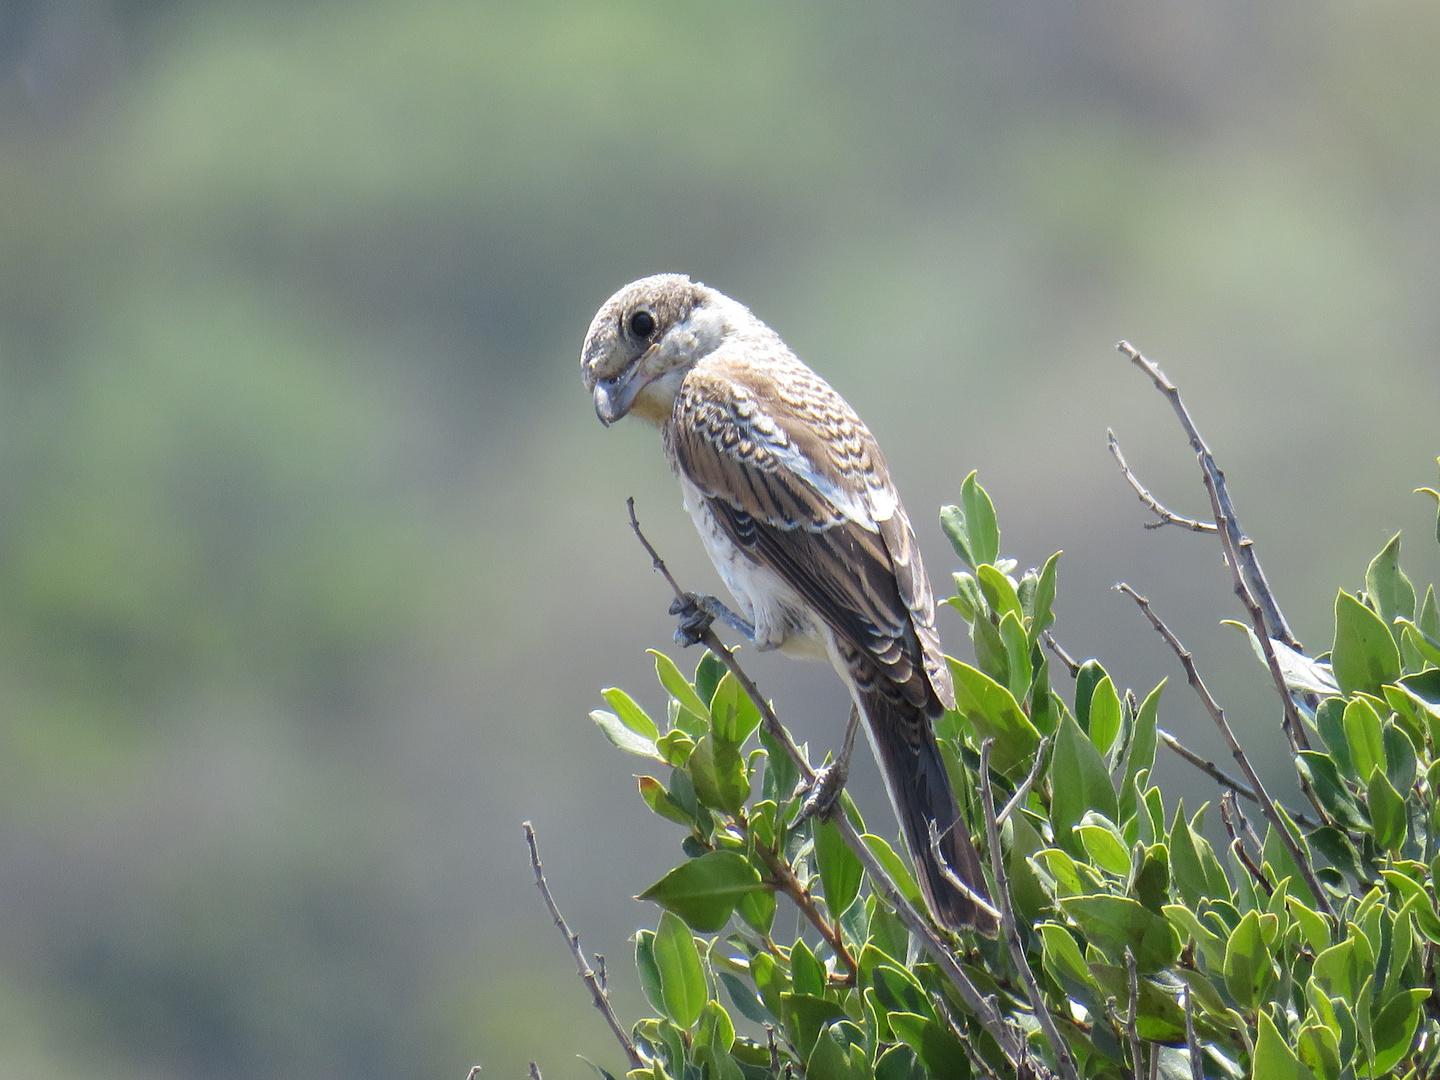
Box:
861;689;999;936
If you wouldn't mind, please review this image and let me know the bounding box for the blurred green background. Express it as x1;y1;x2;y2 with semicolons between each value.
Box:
0;0;1437;1077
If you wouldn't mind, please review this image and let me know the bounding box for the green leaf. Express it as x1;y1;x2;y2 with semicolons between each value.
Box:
1420;584;1440;641
650;650;711;727
592;709;664;760
976;564;1022;621
601;687;660;740
1050;708;1119;856
998;609;1032;705
1366;532;1416;631
789;938;825;998
750;952;785;1018
1164;903;1226;970
886;1012;971;1079
1252;1008;1317;1080
806;1029;869;1080
1296;752;1368;832
1119;680;1163;825
861;833;922;909
1419;461;1440;544
688;734;750;814
1343;697;1387;781
1367;767;1407;853
1332;590;1402;697
1221;620;1340;697
1039;921;1104;1006
1059;894;1181;973
945;658;1041;775
1076;810;1131;876
1371;989;1430;1075
709;672;761;746
653;911;707;1029
638;851;766;932
1087;675;1122;756
1027;551;1061;646
1074;659;1107;734
694;650;726;709
1167;801;1207;909
635;929;666;1014
781;993;846;1063
1224;909;1276;1010
739;885;777;936
1315;698;1352;777
874;1045;925;1080
1311;939;1361;1000
814;819;863;919
939;471;999;570
639;776;695;826
1401;621;1440;668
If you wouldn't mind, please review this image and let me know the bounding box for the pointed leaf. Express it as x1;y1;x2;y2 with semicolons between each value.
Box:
653;911;707;1029
639;851;766;932
815;819;863;918
1332;590;1401;696
1051;709;1119;856
592;710;664;760
650;650;711;726
1252;1008;1317;1080
1366;532;1416;630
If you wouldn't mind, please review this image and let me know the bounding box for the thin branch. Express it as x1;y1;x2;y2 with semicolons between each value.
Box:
748;828;858;981
1220;792;1273;898
999;736;1050;826
980;738;1081;1080
1197;460;1313;758
1125;949;1143;1080
626;500;1024;1066
529;1064;543;1080
1184;989;1204;1080
1043;631;1081;679
523;822;645;1070
1157;728;1318;831
1108;429;1216;533
466;1067;481;1080
1115;583;1335;921
1117;341;1299;649
928;824;1004;924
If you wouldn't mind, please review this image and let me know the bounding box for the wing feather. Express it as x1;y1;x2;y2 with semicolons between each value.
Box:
669;365;955;714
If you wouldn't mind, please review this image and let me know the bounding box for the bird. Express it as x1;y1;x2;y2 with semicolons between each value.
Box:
580;273;997;936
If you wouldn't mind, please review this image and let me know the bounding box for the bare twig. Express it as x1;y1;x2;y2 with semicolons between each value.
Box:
1108;429;1216;533
1117;341;1299;649
1157;728;1318;830
1220;792;1273;898
523;822;645;1070
766;1025;780;1076
626;500;1024;1066
928;824;1003;924
1125;949;1143;1080
1184;988;1203;1080
466;1067;481;1080
1043;631;1081;679
748;829;858;981
999;736;1050;826
529;1064;543;1080
980;738;1081;1080
1115;583;1335;921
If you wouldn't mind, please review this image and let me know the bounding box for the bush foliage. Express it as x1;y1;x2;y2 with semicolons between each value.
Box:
582;452;1440;1080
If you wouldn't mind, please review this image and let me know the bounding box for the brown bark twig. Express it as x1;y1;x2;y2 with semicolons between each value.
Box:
980;738;1080;1080
1184;989;1203;1080
523;822;645;1070
1115;583;1336;921
1125;948;1144;1080
1157;728;1318;831
1116;341;1299;650
1220;792;1274;898
626;498;1025;1065
1108;429;1216;533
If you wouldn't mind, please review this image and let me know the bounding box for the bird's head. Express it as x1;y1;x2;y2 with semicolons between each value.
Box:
580;273;729;426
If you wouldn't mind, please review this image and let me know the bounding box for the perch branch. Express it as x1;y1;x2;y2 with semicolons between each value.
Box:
1108;429;1215;533
1157;728;1318;831
999;736;1050;826
1115;583;1335;920
1184;989;1203;1080
1042;631;1082;678
1125;949;1144;1080
981;739;1080;1080
523;822;645;1070
1198;459;1312;755
1117;341;1299;650
1220;792;1273;898
626;499;1024;1066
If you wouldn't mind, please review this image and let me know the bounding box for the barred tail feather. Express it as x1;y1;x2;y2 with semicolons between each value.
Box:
860;689;999;936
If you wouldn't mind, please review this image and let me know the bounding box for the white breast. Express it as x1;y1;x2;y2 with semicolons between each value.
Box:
676;474;830;662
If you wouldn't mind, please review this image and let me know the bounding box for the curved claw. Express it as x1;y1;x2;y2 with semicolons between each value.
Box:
670;593;716;647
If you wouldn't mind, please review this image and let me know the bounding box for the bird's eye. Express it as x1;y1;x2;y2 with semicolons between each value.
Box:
629;310;656;338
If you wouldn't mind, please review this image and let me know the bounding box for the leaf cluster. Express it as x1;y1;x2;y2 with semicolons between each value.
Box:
585;460;1440;1080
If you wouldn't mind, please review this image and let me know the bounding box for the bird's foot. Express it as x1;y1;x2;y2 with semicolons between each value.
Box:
668;593;755;647
795;706;861;824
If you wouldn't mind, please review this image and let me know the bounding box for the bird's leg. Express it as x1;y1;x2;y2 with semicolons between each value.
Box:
669;592;756;647
796;705;861;824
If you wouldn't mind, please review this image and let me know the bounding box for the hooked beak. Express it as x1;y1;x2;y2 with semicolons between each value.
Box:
591;346;657;426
